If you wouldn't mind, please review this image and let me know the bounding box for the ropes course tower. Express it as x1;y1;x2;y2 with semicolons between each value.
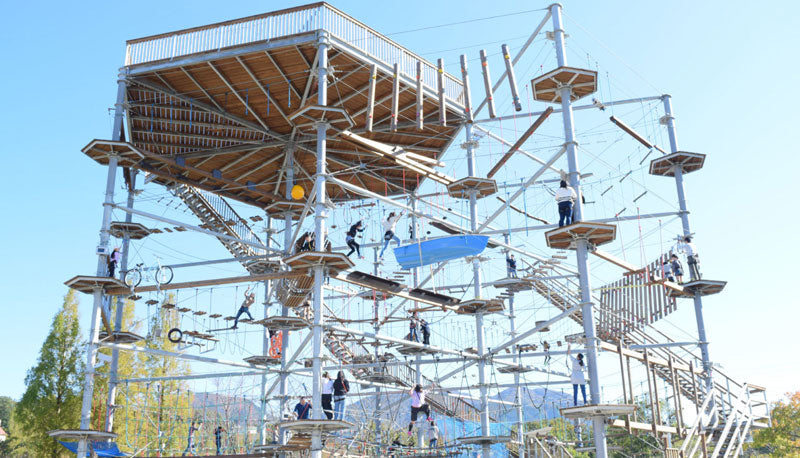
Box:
60;3;771;458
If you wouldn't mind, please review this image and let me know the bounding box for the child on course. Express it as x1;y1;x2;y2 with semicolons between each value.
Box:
345;221;366;259
407;384;432;435
232;287;256;329
379;211;404;259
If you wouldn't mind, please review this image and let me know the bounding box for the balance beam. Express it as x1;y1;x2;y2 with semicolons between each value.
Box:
591;249;641;272
487;106;553;178
105;271;305;295
609;116;667;154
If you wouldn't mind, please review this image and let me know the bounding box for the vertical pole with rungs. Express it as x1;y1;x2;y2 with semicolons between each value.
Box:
278;144;295;447
479;49;496;118
391;63;400;132
416;61;424;130
77;74;127;458
437;58;446;126
310;31;329;458
460;55;473;123
505;233;524;456
549;4;608;456
366;64;377;132
259;216;272;445
502;44;523;112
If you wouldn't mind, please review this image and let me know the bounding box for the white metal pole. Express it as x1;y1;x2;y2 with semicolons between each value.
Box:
550;4;608;457
78;75;126;457
259;216;272;445
310;32;329;458
279;145;295;449
505;233;525;456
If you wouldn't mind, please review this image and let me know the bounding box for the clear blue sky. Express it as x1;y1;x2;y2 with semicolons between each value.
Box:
1;0;798;405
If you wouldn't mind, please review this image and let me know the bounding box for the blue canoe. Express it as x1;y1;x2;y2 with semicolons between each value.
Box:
393;235;490;269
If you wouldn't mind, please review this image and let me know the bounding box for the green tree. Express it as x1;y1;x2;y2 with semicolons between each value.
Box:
14;290;84;458
0;396;16;457
749;391;800;456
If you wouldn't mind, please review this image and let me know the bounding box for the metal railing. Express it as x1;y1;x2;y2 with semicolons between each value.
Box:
124;3;464;103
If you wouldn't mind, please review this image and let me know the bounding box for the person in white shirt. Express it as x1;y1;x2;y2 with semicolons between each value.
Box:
660;260;675;283
321;372;334;420
426;422;440;448
554;180;578;227
677;236;701;280
407;384;432;435
567;344;587;406
379;211;404;259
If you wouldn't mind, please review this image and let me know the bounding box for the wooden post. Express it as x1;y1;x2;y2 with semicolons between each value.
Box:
486;106;553;178
502;44;523;111
644;351;658;436
618;342;632;434
669;356;685;437
437;58;446;126
459;55;473;122
626;351;636;422
479;49;496;118
391;63;400;132
416;61;424;130
366;64;377;132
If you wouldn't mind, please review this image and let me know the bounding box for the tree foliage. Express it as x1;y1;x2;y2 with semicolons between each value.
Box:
750;391;800;456
14;290;84;458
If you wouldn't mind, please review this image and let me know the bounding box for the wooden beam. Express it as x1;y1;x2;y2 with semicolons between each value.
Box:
487;106;553;178
609;419;678;435
591;249;641;272
106;271;304;295
609;115;667;154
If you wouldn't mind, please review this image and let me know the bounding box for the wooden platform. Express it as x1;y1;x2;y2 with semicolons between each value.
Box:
183;330;219;342
257;316;308;331
283;251;354;273
531;66;598;103
683;279;726;296
493;277;535;292
525;426;553;438
290;104;354;133
345;271;405;293
47;429;117;441
649;151;706;177
535;320;551;332
278;419;354;433
457;435;512;445
98;330;145;344
264;200;308;220
105;270;303;296
446;177;497;199
396;343;440;355
244;355;281;366
545;222;616;250
497;365;535;374
609;418;679;434
358;372;400;384
408;288;460;307
109;221;151;239
65;275;128;294
455;299;504;315
560;403;635;419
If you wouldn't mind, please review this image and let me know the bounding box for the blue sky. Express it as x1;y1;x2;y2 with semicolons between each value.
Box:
1;0;798;408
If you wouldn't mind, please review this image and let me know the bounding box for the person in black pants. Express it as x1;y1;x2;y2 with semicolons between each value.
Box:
213;426;224;455
333;371;350;420
345;221;365;258
420;319;430;345
321;372;334;420
506;254;518;277
554;180;578;227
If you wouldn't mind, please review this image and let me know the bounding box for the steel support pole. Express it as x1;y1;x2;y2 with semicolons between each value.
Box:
411;196;424;446
505;234;525;456
372;245;382;450
662;95;712;390
464;121;491;456
259;217;272;445
310;32;329;458
78;76;126;457
278;147;295;450
550;4;608;456
106;170;136;432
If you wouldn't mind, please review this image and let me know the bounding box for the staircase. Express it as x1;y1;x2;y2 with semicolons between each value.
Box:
172;184;274;273
530;268;770;456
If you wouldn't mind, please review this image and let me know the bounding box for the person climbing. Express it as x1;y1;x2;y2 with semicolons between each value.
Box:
678;236;701;280
379;211;404;259
408;312;419;342
567;344;587;406
107;247;121;278
298;232;313;252
293;397;311;420
345;221;366;259
661;259;675;283
181;421;201;456
213;425;224;455
507;253;518;278
543;340;551;365
268;329;282;359
427;421;440;448
407;384;432;435
555;180;578;227
670;253;684;283
333;371;350;420
322;371;334;420
232;286;256;329
420;318;430;345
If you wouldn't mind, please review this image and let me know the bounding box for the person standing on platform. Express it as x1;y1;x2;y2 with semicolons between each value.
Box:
333;371;350;420
420;318;431;345
677;236;702;280
506;253;518;277
298;232;313;252
322;372;334;420
181;421;201;456
379;211;404;259
661;260;675;282
213;425;224;455
107;247;121;278
345;221;366;259
294;397;311;420
407;384;432;435
555;180;578;227
232;286;256;329
567;344;587;406
408;312;419;342
670;254;684;283
427;421;440;448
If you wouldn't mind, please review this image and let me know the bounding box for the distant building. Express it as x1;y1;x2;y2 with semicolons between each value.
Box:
0;419;7;442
